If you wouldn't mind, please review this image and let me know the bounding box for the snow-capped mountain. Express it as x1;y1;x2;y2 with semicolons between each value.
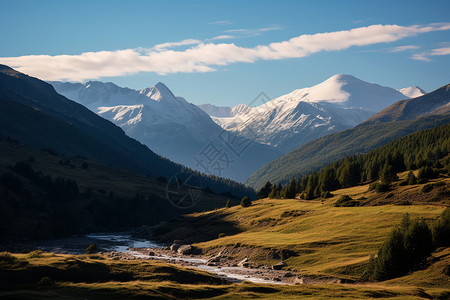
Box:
50;81;280;182
397;86;426;98
202;75;410;154
198;103;252;118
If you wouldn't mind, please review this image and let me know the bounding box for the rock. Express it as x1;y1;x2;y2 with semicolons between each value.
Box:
273;277;282;281
283;272;294;278
294;277;304;284
238;258;250;267
170;244;181;251
177;245;195;255
207;256;221;264
272;261;287;270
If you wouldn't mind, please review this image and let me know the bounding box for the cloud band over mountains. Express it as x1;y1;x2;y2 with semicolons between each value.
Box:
1;23;449;81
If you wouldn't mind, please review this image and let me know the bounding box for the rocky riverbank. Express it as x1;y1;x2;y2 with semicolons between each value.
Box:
104;243;346;285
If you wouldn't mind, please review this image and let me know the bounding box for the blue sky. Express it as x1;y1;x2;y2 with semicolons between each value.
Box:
1;0;449;106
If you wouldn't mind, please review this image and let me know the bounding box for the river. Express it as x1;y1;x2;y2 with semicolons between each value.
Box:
18;232;292;285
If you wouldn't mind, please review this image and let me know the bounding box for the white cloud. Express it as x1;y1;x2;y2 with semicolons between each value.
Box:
224;26;282;36
152;39;202;51
388;45;419;52
431;47;450;56
209;35;235;41
208;20;232;25
1;23;450;81
411;46;450;62
411;52;432;62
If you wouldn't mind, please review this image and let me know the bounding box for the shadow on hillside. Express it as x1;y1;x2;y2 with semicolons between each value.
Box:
153;211;242;244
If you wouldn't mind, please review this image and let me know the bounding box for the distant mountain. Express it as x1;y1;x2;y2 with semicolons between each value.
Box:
203;75;408;154
362;84;450;125
50;81;280;183
197;103;251;118
246;84;450;189
397;86;426;98
0;64;254;198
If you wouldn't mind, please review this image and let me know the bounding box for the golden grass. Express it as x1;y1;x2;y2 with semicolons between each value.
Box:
1;252;449;299
152;177;449;283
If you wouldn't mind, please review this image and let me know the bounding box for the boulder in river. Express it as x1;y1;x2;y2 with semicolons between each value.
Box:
177;245;195;255
272;261;287;270
170;244;181;252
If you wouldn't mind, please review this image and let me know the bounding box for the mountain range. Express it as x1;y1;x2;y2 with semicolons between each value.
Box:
246;83;450;189
51;75;425;183
50;81;281;183
199;75;424;154
0;64;254;198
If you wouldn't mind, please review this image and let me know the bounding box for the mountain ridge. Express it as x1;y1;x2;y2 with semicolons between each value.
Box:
0;64;255;198
246;83;450;189
362;83;450;125
50;79;281;182
208;74;409;154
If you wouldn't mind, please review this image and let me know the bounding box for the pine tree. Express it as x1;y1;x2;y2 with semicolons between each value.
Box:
403;219;433;271
284;178;298;199
268;184;281;199
406;171;417;185
319;166;340;192
339;159;361;188
257;181;273;199
300;176;309;192
372;228;406;280
304;172;318;199
379;162;398;184
431;207;450;247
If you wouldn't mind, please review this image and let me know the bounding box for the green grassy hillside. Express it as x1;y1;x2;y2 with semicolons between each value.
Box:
155;174;449;282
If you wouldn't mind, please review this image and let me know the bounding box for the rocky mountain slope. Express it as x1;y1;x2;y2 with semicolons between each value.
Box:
50;80;280;182
200;75;411;154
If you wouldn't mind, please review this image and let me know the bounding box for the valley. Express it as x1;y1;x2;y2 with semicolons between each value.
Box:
2;173;449;299
1;2;450;298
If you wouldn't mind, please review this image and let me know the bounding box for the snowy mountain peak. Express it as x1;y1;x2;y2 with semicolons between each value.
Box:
271;74;406;112
140;82;177;103
397;86;426;98
208;74;409;154
327;74;359;82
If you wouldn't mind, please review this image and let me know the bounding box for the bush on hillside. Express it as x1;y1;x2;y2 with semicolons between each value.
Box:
240;196;251;208
334;195;359;207
369;181;390;193
417;166;438;181
85;244;98;254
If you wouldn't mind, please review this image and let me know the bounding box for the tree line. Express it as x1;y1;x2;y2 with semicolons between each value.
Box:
258;124;450;199
365;208;450;281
